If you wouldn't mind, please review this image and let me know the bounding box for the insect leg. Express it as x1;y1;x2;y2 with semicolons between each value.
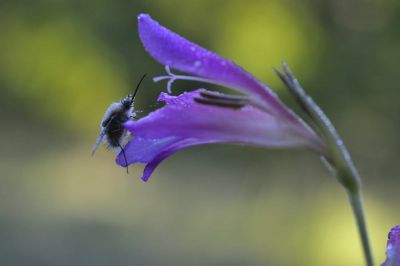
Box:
118;142;129;174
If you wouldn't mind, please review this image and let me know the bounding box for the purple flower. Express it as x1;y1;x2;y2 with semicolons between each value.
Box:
116;14;325;181
138;14;294;120
382;225;400;266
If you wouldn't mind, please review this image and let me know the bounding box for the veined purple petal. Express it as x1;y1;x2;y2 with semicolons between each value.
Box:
117;89;325;180
126;90;322;149
117;137;212;181
382;225;400;266
138;13;296;120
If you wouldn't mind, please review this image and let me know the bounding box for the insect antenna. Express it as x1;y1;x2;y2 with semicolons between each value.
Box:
118;142;129;174
130;74;147;102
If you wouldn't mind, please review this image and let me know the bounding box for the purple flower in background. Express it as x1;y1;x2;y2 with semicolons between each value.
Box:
116;14;326;181
382;225;400;266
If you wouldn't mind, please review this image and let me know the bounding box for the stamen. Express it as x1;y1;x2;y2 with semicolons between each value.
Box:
165;65;173;75
153;76;171;82
153;65;225;94
152;65;273;114
167;78;174;94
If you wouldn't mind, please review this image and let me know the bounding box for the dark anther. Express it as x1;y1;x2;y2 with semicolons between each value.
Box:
199;91;249;101
194;97;246;109
194;91;250;109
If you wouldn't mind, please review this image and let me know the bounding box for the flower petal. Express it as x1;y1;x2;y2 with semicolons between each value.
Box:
138;13;295;120
126;89;321;149
382;225;400;266
116;136;178;166
117;137;211;181
117;89;325;181
116;136;206;181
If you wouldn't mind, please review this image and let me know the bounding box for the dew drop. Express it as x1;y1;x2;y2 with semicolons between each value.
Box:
194;60;202;67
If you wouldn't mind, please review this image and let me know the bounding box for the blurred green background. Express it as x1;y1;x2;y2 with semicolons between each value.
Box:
0;0;399;265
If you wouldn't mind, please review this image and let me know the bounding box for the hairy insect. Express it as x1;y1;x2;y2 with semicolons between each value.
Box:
92;74;146;172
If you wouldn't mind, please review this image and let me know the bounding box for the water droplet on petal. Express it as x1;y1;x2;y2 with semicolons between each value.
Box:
193;60;202;67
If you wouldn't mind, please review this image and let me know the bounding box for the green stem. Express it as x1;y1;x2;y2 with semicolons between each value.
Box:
349;190;374;266
275;62;374;266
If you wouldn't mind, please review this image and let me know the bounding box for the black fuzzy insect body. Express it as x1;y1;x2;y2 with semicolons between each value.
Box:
92;74;146;171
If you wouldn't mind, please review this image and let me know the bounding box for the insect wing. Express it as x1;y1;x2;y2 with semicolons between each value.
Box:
92;128;107;155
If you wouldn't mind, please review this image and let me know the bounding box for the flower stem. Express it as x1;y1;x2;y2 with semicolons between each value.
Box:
349;190;374;266
275;62;374;266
